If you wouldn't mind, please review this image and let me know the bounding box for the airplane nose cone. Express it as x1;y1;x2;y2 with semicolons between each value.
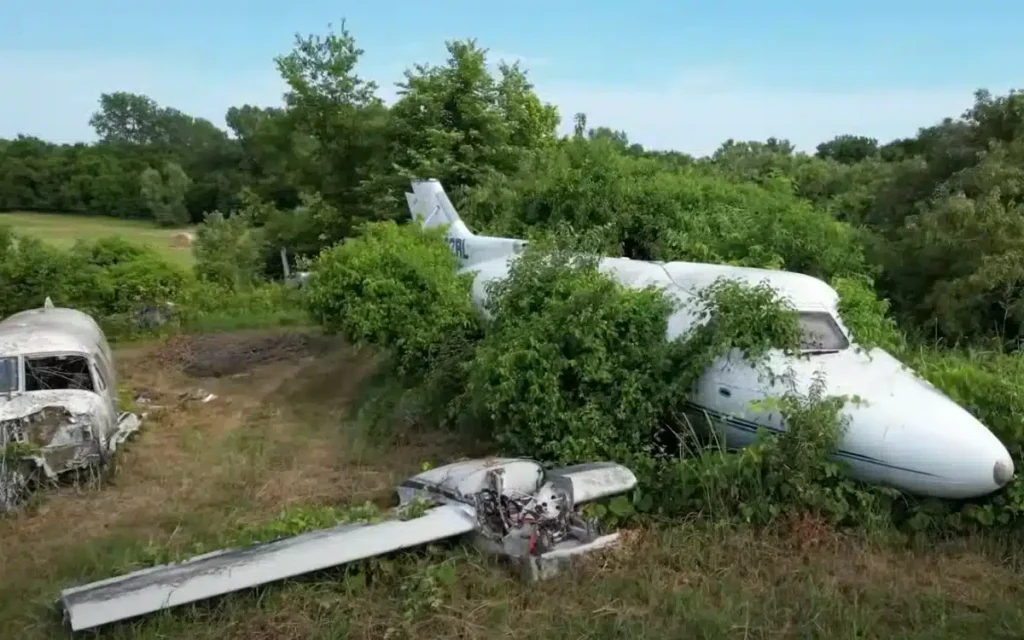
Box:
878;378;1015;498
817;350;1016;499
994;457;1015;487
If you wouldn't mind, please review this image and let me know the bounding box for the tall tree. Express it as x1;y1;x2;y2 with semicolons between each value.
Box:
386;39;558;197
89;92;165;145
273;20;389;240
140;161;191;226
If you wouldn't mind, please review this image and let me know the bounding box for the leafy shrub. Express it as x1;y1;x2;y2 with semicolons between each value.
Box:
68;237;189;317
304;221;481;376
832;274;906;353
460;139;869;280
1;232;187;320
0;228;77;316
310;227;885;525
192;209;266;290
0;227;300;340
639;375;896;528
466;248;678;461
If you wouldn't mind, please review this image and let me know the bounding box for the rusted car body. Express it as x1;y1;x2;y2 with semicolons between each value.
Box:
0;299;141;511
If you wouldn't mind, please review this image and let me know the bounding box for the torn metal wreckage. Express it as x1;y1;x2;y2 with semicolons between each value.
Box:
59;457;638;633
0;298;142;512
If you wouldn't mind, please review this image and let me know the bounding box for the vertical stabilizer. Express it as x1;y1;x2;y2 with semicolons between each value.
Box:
406;179;473;238
404;178;527;268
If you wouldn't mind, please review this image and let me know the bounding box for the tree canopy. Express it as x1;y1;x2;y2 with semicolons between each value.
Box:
3;23;1024;350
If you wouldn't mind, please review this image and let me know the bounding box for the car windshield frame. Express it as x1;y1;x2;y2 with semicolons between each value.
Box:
0;355;20;393
797;311;850;353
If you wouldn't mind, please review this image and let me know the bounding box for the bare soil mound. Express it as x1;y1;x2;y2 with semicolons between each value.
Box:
155;330;321;378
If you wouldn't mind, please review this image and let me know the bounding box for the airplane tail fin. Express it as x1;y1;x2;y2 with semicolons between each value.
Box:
405;178;527;267
406;179;473;238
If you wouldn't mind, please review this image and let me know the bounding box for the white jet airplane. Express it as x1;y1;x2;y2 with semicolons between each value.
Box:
404;179;1016;500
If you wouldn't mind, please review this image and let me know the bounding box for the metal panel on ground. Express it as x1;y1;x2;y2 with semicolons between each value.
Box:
61;504;477;632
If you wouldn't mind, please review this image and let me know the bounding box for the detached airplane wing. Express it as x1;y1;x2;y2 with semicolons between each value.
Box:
60;458;637;633
61;504;477;632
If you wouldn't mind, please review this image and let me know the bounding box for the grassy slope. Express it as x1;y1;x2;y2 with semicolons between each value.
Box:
1;332;1022;639
0;212;195;267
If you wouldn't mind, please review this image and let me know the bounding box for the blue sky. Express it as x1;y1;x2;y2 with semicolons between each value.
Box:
2;0;1021;155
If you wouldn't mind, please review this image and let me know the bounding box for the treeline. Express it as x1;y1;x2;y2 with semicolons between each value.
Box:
4;24;1023;352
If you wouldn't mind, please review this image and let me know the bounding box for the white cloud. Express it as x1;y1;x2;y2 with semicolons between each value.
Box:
0;50;1003;157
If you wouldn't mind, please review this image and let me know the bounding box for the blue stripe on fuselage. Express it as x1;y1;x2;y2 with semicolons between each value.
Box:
682;401;939;478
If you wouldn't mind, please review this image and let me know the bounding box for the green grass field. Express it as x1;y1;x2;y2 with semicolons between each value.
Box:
0;211;195;267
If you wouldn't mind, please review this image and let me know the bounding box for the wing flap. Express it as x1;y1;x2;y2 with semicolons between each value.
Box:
61;504;477;632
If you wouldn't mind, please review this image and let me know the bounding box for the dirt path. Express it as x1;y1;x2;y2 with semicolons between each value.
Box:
0;329;460;639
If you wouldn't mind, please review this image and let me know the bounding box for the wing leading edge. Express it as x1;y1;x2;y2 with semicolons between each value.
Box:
60;503;477;632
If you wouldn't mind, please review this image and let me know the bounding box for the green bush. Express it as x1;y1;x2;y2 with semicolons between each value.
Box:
68;237;189;317
0;227;302;340
0;227;78;316
639;377;895;529
308;227;890;525
832;274;906;353
466;248;678;461
304;221;481;377
192;209;266;290
459;242;894;526
460;139;869;280
0;232;189;322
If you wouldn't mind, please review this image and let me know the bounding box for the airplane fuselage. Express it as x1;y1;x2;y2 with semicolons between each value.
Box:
456;251;1014;500
404;177;1014;500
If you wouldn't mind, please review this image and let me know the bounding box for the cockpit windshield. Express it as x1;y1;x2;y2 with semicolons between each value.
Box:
24;354;95;392
0;356;18;393
798;312;849;352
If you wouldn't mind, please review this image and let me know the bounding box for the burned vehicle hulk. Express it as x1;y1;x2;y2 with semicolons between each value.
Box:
0;299;141;511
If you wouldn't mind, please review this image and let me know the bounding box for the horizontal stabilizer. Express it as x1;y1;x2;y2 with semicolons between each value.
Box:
60;504;477;632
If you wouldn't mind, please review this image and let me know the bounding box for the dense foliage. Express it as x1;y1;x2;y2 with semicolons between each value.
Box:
305;221;479;377
5;21;1024;532
0;226;307;339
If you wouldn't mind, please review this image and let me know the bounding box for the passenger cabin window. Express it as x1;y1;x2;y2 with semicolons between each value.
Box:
24;355;95;392
0;357;17;393
798;312;849;352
